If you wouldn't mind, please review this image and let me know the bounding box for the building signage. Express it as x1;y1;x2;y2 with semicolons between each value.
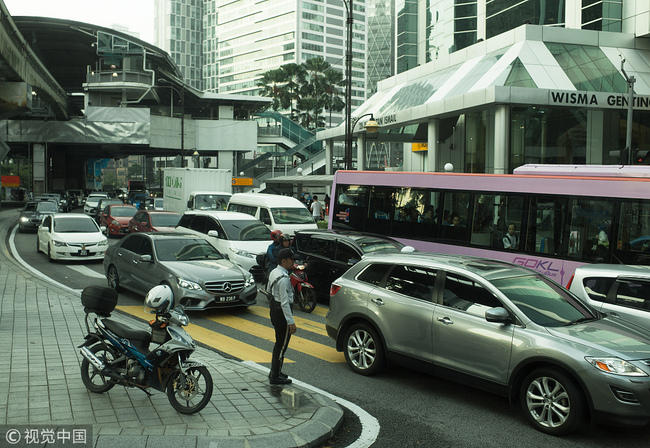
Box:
549;90;650;110
375;114;397;125
1;175;20;187
232;177;253;186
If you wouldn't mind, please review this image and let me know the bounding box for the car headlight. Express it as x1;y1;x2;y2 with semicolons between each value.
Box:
178;278;202;291
229;247;255;259
20;217;29;222
98;238;108;246
245;274;255;287
586;357;648;376
111;220;119;226
53;240;68;247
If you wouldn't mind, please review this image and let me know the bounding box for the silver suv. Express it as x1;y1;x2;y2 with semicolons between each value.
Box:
568;264;650;329
326;253;650;435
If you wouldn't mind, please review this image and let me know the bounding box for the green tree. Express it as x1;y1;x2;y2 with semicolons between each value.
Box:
128;163;143;179
256;68;286;111
322;68;346;127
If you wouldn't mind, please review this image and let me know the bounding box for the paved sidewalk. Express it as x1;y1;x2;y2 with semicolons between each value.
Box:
0;213;343;448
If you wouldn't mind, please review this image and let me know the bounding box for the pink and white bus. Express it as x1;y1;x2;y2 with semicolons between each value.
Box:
329;165;650;286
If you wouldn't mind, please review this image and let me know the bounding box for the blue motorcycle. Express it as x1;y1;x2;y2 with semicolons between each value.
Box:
78;285;213;414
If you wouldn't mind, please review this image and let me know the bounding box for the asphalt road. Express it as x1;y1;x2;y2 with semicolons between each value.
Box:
5;205;650;448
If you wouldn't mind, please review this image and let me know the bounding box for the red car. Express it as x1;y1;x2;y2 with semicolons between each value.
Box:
99;204;138;237
128;210;181;233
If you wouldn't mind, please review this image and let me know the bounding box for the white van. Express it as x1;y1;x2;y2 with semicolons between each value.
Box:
227;193;318;235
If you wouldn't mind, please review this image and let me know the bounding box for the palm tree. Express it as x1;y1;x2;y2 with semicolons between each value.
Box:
280;63;307;120
322;68;346;127
256;68;287;111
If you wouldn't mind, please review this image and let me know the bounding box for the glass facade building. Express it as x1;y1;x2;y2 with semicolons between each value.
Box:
367;0;395;95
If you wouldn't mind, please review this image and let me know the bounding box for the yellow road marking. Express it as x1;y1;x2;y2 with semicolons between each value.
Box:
116;306;290;363
205;313;345;363
247;306;328;337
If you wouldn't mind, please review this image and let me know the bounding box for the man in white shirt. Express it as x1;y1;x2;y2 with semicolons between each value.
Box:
267;248;298;385
310;195;324;220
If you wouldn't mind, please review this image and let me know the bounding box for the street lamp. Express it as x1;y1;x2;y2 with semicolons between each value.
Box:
158;79;185;167
342;0;379;170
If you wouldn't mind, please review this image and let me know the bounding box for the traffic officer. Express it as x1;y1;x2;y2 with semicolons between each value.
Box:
267;248;298;385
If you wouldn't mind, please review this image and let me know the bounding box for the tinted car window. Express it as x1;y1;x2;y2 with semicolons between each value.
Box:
53;217;99;233
260;208;272;225
336;242;359;263
357;263;392;286
614;280;650;310
138;238;153;257
385;265;436;302
37;202;57;212
221;220;270;241
155;238;223;261
177;214;193;228
189;216;209;233
121;235;143;253
307;237;335;258
442;272;500;316
23;202;38;212
583;277;615;302
228;203;257;216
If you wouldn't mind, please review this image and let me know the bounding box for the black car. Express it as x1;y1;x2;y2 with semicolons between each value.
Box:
291;229;408;299
18;201;58;232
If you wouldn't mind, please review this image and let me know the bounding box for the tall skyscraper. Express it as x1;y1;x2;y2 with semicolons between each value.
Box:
155;0;368;119
367;0;395;96
154;0;205;90
396;0;628;75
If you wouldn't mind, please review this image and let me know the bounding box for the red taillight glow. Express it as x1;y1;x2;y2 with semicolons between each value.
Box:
330;284;341;296
566;274;575;289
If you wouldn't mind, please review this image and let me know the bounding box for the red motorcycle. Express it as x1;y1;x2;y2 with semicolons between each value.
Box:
290;263;317;313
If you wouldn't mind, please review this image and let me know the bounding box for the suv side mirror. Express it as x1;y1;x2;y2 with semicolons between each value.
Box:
485;307;512;324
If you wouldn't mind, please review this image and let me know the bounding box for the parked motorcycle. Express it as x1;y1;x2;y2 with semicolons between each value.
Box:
290;263;317;313
78;285;213;414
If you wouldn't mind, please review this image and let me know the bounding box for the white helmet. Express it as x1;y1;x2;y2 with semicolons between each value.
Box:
144;285;173;313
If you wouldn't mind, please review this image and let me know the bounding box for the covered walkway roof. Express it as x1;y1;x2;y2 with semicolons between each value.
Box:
318;25;650;142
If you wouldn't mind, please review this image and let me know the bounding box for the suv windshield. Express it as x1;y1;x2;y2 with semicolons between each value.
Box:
493;275;597;327
36;202;57;212
222;220;271;241
271;207;314;224
357;237;403;254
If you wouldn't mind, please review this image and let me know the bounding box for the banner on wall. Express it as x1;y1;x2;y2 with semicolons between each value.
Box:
1;175;20;187
412;143;428;152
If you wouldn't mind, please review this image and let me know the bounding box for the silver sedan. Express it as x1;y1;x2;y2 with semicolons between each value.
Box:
103;232;257;310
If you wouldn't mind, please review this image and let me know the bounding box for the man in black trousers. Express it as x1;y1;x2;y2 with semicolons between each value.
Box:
267;248;298;385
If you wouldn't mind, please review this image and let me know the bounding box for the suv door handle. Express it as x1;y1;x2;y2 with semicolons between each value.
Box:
437;316;453;325
371;298;385;306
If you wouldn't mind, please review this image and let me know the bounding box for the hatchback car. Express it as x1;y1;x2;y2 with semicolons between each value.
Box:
94;198;124;222
326;252;650;435
129;210;181;233
19;201;57;232
567;264;650;329
83;192;110;215
104;233;257;310
175;211;270;275
292;229;409;299
99;204;137;237
37;213;108;262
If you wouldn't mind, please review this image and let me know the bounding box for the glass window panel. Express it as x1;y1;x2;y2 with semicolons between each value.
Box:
455;4;477;17
385;265;437;301
615;281;650;309
615;200;650;265
442;272;501;317
523;196;566;256
357;263;393;286
455;18;477;32
471;194;524;249
440;192;471;243
566;198;614;262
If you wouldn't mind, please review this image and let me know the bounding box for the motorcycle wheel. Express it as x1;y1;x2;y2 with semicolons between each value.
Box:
166;365;213;414
297;286;317;313
80;344;117;393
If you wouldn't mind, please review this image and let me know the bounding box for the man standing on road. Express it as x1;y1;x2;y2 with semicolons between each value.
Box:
310;195;324;221
267;248;298;385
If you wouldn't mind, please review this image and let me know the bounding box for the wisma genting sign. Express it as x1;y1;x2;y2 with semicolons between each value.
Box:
549;90;650;110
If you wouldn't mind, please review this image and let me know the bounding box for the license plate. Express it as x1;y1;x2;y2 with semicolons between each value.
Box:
220;295;237;302
79;249;88;256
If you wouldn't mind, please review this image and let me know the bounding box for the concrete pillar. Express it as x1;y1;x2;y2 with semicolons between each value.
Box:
494;105;509;174
325;139;333;175
33;143;46;195
357;133;366;171
586;110;604;164
427;118;439;172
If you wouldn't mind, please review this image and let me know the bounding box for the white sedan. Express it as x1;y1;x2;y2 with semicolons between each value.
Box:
37;213;108;262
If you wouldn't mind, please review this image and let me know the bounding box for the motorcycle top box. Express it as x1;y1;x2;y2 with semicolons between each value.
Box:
81;285;117;316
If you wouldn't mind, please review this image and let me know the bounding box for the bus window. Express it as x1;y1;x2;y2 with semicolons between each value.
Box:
440;192;470;243
524;197;566;256
333;185;368;231
471;194;523;249
567;198;614;263
366;186;395;236
617;200;650;264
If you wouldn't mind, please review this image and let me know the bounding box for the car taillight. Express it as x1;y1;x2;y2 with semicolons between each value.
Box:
566;274;575;290
330;284;341;296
